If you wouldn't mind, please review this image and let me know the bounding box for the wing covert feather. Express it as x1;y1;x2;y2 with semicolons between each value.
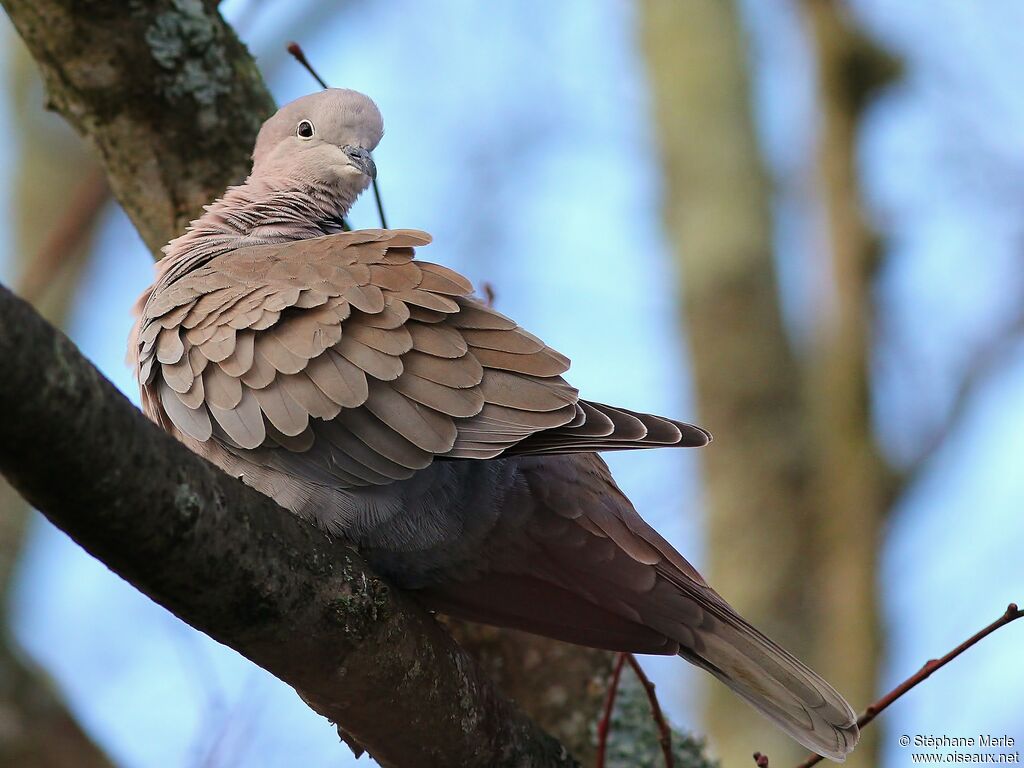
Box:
133;229;708;492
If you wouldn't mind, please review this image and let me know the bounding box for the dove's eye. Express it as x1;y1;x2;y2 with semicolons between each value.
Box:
297;120;315;139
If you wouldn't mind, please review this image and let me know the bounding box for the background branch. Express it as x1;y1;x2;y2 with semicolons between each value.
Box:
0;38;114;767
19;168;109;304
751;603;1023;768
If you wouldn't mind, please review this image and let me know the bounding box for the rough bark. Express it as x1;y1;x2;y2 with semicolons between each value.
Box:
0;282;575;768
442;619;612;765
1;0;276;257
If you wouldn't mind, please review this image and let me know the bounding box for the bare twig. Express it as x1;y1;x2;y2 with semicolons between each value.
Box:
753;603;1024;768
285;41;328;89
194;670;261;768
482;281;497;308
370;172;389;229
20;168;108;304
798;602;1022;768
596;653;675;768
595;652;626;768
624;654;674;768
287;41;388;230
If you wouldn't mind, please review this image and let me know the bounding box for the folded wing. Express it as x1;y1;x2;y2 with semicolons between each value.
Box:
132;229;709;488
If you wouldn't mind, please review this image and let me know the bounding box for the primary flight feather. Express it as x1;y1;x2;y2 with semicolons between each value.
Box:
131;89;859;761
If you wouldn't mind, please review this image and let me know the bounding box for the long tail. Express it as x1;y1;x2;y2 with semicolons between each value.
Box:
676;591;859;761
429;452;859;761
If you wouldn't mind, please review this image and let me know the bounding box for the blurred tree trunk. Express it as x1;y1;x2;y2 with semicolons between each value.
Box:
0;37;112;768
640;1;887;765
640;1;816;762
800;1;896;764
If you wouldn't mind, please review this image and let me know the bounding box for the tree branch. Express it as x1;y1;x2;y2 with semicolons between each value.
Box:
900;311;1024;483
751;603;1023;768
1;0;276;256
19;168;109;305
624;654;674;768
0;282;575;767
792;602;1022;768
0;1;583;762
596;652;627;768
0;642;115;768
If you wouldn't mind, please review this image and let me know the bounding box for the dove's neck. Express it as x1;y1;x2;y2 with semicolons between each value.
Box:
156;176;357;287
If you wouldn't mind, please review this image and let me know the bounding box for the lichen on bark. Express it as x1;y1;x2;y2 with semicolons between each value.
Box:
2;0;274;254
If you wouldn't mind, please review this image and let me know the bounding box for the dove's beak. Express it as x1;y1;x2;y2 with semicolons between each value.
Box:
343;145;377;180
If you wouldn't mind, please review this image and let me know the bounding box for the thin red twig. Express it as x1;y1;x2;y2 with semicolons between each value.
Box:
286;41;388;230
482;281;497;308
625;654;674;768
595;652;627;768
799;602;1022;768
753;603;1023;767
596;653;675;768
286;42;328;89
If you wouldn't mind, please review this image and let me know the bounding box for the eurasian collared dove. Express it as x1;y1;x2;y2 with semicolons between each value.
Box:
130;89;858;761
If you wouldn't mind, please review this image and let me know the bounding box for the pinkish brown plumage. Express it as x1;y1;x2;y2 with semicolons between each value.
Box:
130;89;859;761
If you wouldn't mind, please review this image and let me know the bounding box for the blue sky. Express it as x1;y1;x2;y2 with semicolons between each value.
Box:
1;1;1021;766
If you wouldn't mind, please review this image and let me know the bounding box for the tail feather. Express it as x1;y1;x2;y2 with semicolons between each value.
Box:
679;598;859;762
507;400;712;456
475;453;858;762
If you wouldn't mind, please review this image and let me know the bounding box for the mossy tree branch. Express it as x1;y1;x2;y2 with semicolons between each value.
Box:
1;0;275;256
0;0;576;764
0;282;575;768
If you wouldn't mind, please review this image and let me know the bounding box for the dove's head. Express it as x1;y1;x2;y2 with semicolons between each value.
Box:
251;89;383;194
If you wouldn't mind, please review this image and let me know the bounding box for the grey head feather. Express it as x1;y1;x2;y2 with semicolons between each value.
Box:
251;89;383;189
